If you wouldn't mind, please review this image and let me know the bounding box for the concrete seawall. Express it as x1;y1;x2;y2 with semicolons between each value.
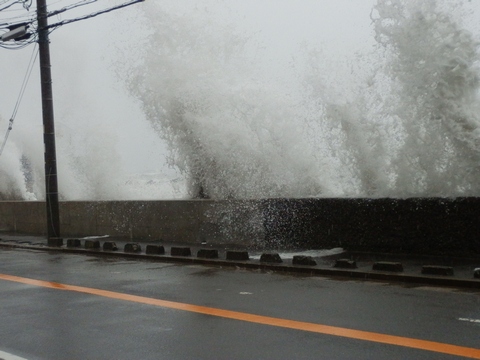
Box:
263;198;480;256
1;198;479;256
0;200;265;247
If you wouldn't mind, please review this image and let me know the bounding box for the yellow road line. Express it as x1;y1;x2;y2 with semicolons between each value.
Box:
1;273;479;359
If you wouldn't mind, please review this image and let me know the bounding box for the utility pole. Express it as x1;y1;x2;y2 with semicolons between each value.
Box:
36;0;62;246
1;0;143;245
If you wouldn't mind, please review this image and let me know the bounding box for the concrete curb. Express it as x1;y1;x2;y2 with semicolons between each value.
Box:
0;239;479;290
373;262;404;272
422;265;454;276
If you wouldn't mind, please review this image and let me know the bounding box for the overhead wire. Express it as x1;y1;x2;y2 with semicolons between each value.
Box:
0;0;30;12
0;1;35;49
0;43;38;157
46;0;97;19
0;13;35;27
0;0;79;29
1;0;138;48
0;0;144;150
0;0;22;12
44;0;144;31
0;0;35;46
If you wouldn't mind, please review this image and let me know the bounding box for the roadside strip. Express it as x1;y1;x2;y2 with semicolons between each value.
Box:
0;240;479;289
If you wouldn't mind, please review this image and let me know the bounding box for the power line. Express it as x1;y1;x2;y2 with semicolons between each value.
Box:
0;0;36;43
11;42;37;119
44;0;144;31
0;118;13;157
0;0;31;12
0;0;61;13
0;1;91;29
46;0;98;19
0;43;38;157
0;14;35;27
0;0;143;49
0;0;23;12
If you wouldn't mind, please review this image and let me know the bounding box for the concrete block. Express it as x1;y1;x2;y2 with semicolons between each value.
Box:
48;237;63;247
146;245;165;255
85;239;100;249
171;247;191;257
421;265;454;276
292;255;317;266
103;241;118;251
197;249;219;259
66;239;81;248
474;268;480;279
226;250;249;261
124;243;141;253
334;259;357;269
372;261;403;272
260;253;283;263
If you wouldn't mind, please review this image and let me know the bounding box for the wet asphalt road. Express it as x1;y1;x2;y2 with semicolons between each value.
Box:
0;248;479;360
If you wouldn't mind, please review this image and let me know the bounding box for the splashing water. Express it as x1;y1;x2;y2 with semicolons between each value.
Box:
370;1;480;195
121;0;480;199
122;3;338;198
1;0;480;200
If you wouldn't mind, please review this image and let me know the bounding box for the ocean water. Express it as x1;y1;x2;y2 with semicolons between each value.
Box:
1;0;480;200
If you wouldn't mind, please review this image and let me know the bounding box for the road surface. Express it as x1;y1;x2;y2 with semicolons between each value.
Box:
0;248;479;359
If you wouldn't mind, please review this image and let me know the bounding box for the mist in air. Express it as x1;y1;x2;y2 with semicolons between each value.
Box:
1;0;480;200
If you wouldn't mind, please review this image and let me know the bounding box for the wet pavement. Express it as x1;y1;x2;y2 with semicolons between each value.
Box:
0;235;479;359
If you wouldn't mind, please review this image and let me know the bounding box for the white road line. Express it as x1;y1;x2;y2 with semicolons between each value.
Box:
0;350;28;360
458;317;480;323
